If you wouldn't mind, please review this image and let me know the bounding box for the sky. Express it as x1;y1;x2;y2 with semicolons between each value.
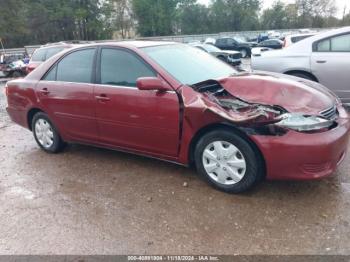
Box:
197;0;348;18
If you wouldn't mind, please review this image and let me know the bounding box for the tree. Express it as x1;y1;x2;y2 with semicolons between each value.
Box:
177;0;212;34
295;0;337;27
261;1;291;29
132;0;181;36
108;0;134;38
0;0;27;47
209;0;261;32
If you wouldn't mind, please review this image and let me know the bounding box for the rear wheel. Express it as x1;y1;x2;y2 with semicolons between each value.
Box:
32;112;66;153
12;71;22;78
194;129;264;193
217;55;227;62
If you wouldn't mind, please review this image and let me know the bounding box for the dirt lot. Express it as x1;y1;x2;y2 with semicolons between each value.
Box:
1;82;350;255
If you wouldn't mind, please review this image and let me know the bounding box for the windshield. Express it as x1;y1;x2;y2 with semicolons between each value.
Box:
143;44;237;85
233;37;246;43
202;44;221;52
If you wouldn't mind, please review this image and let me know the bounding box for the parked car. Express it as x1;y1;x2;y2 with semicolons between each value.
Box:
257;39;283;49
215;37;257;58
0;53;28;77
0;59;27;77
191;43;241;66
204;38;216;45
251;27;350;104
27;44;73;73
283;33;315;48
5;42;349;193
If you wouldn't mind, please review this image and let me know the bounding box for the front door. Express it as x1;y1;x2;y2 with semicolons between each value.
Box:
94;47;180;157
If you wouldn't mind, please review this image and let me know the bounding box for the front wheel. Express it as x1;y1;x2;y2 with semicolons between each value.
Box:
287;72;315;81
194;129;264;193
32;112;66;153
239;48;249;58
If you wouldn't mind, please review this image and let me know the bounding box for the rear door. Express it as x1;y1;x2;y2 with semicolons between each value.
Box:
37;48;99;141
311;33;350;103
94;47;180;156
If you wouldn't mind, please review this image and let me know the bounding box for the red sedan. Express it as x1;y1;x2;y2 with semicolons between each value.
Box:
5;42;350;193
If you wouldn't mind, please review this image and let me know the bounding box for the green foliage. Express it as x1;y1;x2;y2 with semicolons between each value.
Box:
177;1;212;34
132;0;181;36
0;0;350;48
0;0;28;47
0;0;113;47
209;0;261;32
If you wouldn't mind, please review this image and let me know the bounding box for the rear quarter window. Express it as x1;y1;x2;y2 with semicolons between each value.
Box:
31;49;47;62
291;35;312;43
45;47;65;60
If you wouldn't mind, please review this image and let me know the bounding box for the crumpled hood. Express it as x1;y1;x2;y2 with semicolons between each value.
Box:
218;71;336;115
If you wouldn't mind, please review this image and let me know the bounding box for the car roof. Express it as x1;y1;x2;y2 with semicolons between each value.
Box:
94;41;177;48
35;44;74;51
286;33;316;39
286;26;350;52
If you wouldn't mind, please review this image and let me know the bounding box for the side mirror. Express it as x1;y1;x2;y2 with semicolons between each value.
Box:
136;77;172;92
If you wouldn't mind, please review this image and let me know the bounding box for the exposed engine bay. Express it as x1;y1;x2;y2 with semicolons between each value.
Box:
191;79;336;134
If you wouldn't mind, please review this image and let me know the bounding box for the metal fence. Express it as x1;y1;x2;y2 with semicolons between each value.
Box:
1;27;336;56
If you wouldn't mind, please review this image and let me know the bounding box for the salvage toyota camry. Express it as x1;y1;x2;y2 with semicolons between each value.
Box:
5;42;350;193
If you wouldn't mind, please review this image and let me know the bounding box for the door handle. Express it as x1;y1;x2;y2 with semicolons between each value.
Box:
39;88;50;95
95;94;110;102
316;60;327;64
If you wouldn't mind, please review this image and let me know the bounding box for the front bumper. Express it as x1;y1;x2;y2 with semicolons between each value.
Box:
251;106;350;180
227;58;241;66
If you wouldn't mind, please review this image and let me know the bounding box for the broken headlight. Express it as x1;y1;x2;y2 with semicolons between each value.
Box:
276;113;334;132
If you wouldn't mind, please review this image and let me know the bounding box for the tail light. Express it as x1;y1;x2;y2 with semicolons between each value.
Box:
27;65;35;73
4;83;9;96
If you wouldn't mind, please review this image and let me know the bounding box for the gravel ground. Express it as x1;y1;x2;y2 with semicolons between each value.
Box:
0;82;350;255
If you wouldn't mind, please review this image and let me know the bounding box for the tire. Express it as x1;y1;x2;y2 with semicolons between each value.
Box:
31;112;66;153
194;129;264;193
217;55;227;62
12;71;22;78
2;71;10;78
239;48;249;58
287;72;314;81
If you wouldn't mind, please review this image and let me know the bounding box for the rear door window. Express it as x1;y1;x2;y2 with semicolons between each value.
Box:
315;34;350;52
227;38;235;45
316;39;331;51
216;39;227;45
331;34;350;52
56;48;96;83
31;49;47;62
46;47;65;60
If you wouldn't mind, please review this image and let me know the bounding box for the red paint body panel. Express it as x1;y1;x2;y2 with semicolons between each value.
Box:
35;81;98;142
94;84;180;156
26;62;40;74
251;108;350;180
5;41;350;182
218;73;334;115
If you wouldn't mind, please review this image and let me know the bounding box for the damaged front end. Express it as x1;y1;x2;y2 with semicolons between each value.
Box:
190;79;336;135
